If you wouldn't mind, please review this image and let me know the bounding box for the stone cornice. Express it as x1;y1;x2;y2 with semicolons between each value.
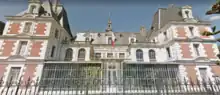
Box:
0;35;50;40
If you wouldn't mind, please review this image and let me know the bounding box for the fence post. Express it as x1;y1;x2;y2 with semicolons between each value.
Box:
33;77;39;95
5;76;13;95
14;76;22;95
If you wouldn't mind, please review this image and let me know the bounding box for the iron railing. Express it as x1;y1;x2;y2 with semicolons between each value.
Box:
0;63;220;95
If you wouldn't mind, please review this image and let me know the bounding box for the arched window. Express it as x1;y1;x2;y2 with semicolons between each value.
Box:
51;46;56;57
78;48;86;61
108;37;112;44
64;48;73;61
149;49;156;61
136;49;143;61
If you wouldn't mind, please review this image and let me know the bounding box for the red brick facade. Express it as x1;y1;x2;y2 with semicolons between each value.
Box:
180;43;193;58
185;65;197;83
176;27;187;37
203;44;217;59
0;40;16;56
22;64;37;82
7;23;21;34
211;65;220;76
0;64;8;78
29;41;43;57
35;23;46;35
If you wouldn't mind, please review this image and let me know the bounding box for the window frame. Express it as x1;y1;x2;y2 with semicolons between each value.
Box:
130;38;135;43
188;26;194;36
16;41;28;56
51;46;56;57
136;49;143;61
6;65;23;85
196;66;210;82
149;49;156;61
78;48;86;61
23;22;32;33
193;44;200;56
108;37;112;44
119;53;125;58
30;5;36;13
107;53;113;58
64;48;73;61
166;47;171;58
185;10;190;18
95;53;101;59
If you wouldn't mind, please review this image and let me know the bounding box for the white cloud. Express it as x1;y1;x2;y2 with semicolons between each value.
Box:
209;15;220;21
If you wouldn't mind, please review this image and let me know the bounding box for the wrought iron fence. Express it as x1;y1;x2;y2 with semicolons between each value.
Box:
0;63;220;95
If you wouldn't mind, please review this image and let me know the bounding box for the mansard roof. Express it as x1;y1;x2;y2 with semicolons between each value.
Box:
75;31;150;45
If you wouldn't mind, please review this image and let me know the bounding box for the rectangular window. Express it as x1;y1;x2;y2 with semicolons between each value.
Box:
166;47;171;58
23;22;32;33
193;44;200;56
95;53;101;59
189;26;194;36
119;53;125;58
7;67;21;84
107;53;113;58
199;68;207;80
16;41;28;56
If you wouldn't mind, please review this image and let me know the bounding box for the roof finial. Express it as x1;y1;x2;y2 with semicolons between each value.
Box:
106;12;112;32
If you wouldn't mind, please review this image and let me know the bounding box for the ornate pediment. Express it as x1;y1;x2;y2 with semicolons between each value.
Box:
7;55;26;61
194;56;210;62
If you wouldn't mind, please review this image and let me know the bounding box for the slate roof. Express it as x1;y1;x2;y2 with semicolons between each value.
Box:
75;31;149;45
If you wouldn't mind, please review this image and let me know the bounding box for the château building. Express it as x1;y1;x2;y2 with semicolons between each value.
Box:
0;0;220;94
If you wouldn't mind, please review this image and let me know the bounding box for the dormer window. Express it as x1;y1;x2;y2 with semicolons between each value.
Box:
130;38;135;43
185;10;189;18
30;5;36;13
23;22;32;33
86;37;89;41
193;44;200;56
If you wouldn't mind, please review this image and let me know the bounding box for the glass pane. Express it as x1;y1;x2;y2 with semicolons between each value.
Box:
199;68;207;79
8;67;21;83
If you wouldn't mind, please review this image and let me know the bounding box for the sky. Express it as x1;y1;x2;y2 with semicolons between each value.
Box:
0;0;220;35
